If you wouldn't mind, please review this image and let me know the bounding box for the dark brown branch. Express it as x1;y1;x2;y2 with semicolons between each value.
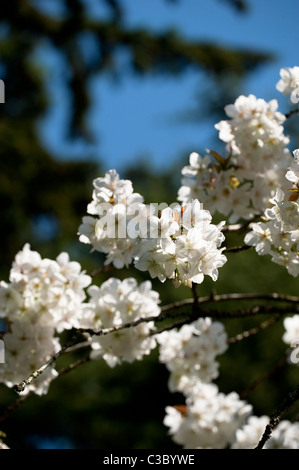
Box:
201;304;299;320
57;356;91;377
285;108;299;119
240;355;287;400
90;264;113;278
14;331;88;393
161;292;299;313
161;298;194;313
255;383;299;449
0;356;91;424
224;245;252;253
198;292;299;306
228;314;281;344
0;392;33;424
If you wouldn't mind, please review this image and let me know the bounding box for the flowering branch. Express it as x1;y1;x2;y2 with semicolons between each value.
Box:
14;292;299;394
3;66;299;449
14;331;89;393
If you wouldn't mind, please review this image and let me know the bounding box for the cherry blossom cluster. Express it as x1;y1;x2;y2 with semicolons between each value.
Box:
157;318;228;394
178;94;292;223
78;170;227;286
164;382;252;449
0;244;91;394
163;359;299;448
83;277;161;367
157;317;251;448
244;149;299;277
276;66;299;102
0;244;163;392
134;200;227;286
78;169;144;269
159;304;299;448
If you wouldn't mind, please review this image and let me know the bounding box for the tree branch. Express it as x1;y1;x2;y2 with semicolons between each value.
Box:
240;355;287;400
285;108;299;119
227;314;281;344
57;356;91;377
224;245;252;253
13;291;299;394
90;264;113;278
14;331;88;393
0;392;33;425
161;292;299;313
255;383;299;449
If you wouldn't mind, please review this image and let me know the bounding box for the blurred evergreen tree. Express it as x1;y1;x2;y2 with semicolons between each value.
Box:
0;0;272;274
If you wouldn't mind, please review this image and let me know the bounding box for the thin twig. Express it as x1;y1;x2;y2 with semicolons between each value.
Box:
240;355;287;400
197;292;299;305
0;357;92;424
285;108;299;119
0;392;33;424
63;340;91;354
14;331;88;393
161;292;299;313
228;314;281;344
161;298;194;312
202;304;299;319
57;356;91;377
90;264;113;278
225;245;252;253
255;383;299;449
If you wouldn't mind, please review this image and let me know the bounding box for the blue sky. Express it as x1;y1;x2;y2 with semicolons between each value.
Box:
37;0;299;173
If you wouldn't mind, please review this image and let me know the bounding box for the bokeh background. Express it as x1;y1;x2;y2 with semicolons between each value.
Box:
1;0;299;449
